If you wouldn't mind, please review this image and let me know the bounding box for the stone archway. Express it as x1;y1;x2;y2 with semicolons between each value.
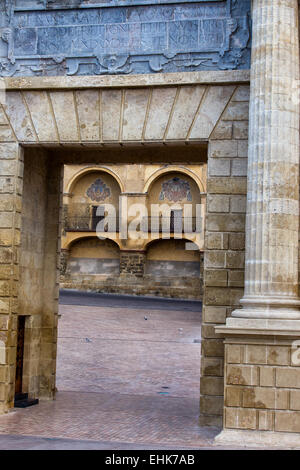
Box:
0;71;250;428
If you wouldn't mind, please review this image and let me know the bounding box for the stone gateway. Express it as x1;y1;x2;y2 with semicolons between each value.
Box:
0;0;299;448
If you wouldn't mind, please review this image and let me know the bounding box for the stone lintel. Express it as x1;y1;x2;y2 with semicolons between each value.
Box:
3;70;250;91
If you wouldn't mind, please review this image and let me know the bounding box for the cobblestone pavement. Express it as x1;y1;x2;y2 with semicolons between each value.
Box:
0;292;225;449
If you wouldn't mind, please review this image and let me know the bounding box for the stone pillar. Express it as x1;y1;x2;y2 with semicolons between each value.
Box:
215;0;300;446
0;143;23;413
39;160;63;399
235;0;300;320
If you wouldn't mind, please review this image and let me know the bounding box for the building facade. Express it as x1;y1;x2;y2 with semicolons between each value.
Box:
60;163;206;299
0;0;300;447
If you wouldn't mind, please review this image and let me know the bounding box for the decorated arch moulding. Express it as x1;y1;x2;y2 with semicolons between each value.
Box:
66;165;125;194
62;233;123;251
144;235;203;251
143;166;206;194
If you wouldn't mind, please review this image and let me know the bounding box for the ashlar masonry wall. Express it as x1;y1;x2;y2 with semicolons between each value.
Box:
200;85;249;426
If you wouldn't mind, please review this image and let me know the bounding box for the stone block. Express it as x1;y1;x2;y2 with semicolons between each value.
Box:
0;229;13;247
205;251;225;268
231;158;247;176
230;195;247;213
0;282;9;297
275;411;300;433
258;410;274;431
206;214;246;232
201;338;224;357
225;251;245;269
205;287;243;307
0;248;13;264
50;91;79;141
0;109;8;126
202;323;223;339
0;178;14;194
22;91;58;143
207;177;247;195
276;368;300;388
190;85;234;139
205;269;227;287
210;120;233;140
207;194;230;213
201;357;223;377
0;128;16;142
225;386;242;406
242;387;275;409
276;390;289;410
209;140;238;159
225;407;257;430
201;376;224;396
233;121;248;140
229;233;245;250
238;141;248;158
206;232;229;250
232;86;250;102
202;306;226;324
290;391;300;410
102;89;122;141
267;346;289;366
227;365;259;386
222;102;249;121
259;367;275;387
123;88;150;141
0;143;19;160
200;395;223;415
245;345;267;365
227;344;242;364
228;270;244;287
208;158;231;177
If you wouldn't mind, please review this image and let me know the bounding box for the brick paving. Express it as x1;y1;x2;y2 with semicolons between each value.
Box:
0;293;223;449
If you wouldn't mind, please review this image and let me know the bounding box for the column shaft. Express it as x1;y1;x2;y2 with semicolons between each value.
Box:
235;0;300;318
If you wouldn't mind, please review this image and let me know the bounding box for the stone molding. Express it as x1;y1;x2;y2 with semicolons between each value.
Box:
2;70;250;90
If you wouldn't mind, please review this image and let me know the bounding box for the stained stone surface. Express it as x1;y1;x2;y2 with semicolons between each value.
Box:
0;0;251;76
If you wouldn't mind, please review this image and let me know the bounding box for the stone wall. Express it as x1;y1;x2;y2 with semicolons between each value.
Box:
0;143;23;413
61;275;202;300
224;337;300;433
61;238;203;300
200;85;249;426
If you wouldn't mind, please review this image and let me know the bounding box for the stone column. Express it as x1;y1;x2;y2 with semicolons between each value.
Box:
215;0;300;446
234;0;300;319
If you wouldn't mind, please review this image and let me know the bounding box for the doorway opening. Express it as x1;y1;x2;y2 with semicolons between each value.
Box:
17;143;207;444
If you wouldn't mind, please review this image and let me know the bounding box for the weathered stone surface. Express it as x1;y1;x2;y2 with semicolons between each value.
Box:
0;1;251;77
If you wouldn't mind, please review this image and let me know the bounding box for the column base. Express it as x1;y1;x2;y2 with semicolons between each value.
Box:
215;429;300;449
216;318;300;444
232;296;300;319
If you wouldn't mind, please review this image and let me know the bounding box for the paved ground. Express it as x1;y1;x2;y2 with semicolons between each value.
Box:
0;291;224;450
59;289;203;312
